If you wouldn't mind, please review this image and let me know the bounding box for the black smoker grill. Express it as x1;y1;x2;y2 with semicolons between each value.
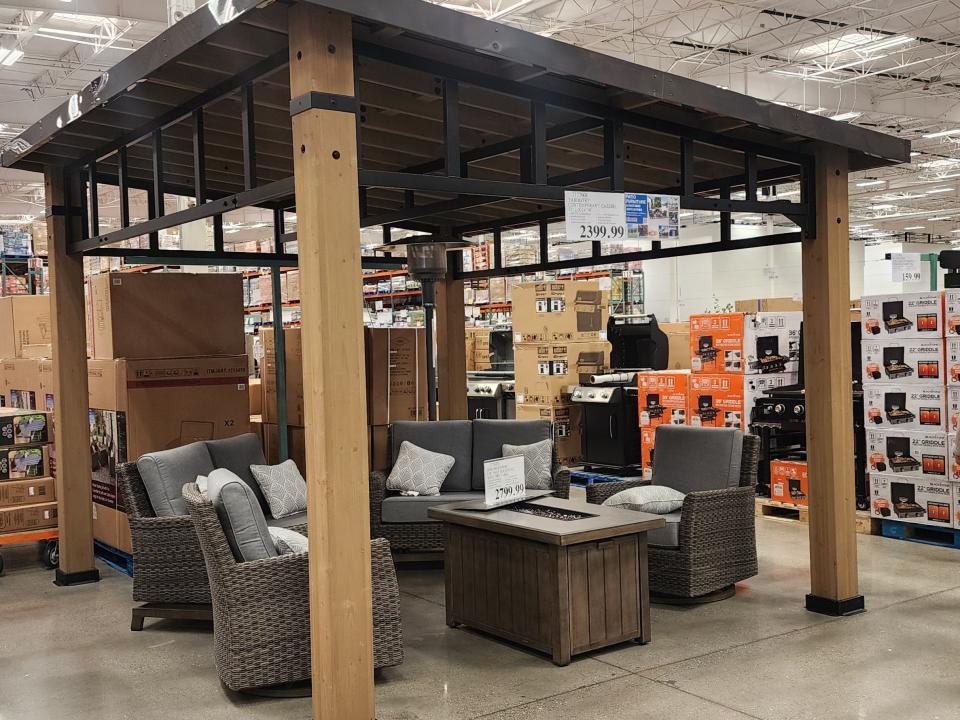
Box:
752;335;789;374
697;335;719;362
890;481;925;518
882;300;913;334
887;436;921;473
883;346;914;379
885;392;915;425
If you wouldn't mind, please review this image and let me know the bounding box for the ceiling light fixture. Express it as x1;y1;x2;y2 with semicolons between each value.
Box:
904;226;925;230
928;215;954;221
926;188;953;194
0;36;24;67
856;179;885;187
922;128;960;139
830;111;862;122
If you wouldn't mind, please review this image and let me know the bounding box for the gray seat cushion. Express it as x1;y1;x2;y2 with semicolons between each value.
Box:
381;492;483;523
207;467;277;563
648;509;681;547
390;421;472;492
471;419;551;490
205;434;269;512
652;426;743;494
137;442;215;517
267;510;308;529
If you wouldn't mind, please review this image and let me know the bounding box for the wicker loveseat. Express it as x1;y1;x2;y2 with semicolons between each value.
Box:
182;483;402;691
586;426;760;602
370;419;571;554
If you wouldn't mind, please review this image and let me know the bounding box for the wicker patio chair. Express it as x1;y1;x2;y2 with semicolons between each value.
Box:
586;431;760;603
182;483;402;692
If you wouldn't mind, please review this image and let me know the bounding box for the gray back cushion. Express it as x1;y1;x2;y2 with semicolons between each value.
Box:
390;421;472;492
206;467;278;563
472;420;551;490
652;426;743;494
205;434;268;512
137;442;215;517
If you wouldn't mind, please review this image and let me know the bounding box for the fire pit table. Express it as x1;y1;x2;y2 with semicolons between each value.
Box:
428;495;665;665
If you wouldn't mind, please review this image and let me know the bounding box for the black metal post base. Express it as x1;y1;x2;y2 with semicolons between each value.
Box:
805;593;865;616
54;568;101;587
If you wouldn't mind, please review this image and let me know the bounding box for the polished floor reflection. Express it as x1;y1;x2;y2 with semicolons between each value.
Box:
1;515;957;720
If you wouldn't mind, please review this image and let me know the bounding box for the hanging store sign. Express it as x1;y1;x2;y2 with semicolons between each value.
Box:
564;191;680;244
891;253;922;283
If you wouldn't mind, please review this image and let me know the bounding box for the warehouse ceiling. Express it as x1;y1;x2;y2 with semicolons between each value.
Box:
0;0;956;243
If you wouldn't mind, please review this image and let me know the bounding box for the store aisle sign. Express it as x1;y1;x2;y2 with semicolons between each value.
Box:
483;455;526;508
891;253;922;283
564;191;680;245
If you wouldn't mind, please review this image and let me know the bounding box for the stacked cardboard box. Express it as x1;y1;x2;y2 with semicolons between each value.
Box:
0;408;56;534
769;459;808;506
863;291;954;529
513;281;610;466
636;370;690;479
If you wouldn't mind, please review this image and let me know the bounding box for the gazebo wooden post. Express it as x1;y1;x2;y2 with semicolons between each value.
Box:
288;5;374;718
45;168;99;586
802;144;863;616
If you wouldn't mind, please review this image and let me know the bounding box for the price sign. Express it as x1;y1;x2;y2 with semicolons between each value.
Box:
891;253;922;283
483;455;526;508
564;191;627;244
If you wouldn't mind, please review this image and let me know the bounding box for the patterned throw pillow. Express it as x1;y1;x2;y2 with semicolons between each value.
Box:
249;459;308;519
603;485;686;514
502;439;553;490
268;526;308;555
386;441;455;496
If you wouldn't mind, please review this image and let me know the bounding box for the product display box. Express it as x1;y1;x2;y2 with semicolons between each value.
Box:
261;422;307;475
89;272;245;360
689;313;744;373
743;373;798;418
515;403;583;466
869;473;954;527
947;337;960;385
861;291;944;339
949;433;960;482
0;445;49;481
0;501;57;533
260;328;305;426
0;359;41;410
659;322;692;370
689;312;801;375
0;295;51;359
861;338;945;385
640;426;655;481
769;459;808;506
365;328;429;425
945;290;960;336
866;429;947;480
637;371;689;429
514;341;610;405
87;355;251;553
687;374;745;429
512;281;609;343
0;408;48;447
0;476;55;508
863;385;947;432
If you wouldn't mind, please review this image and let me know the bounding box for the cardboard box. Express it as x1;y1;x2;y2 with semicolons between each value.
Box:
261;422;307;475
0;295;51;359
640;426;655;481
689;313;745;374
0;445;50;481
0;501;57;533
512;281;609;343
769;459;808;506
690;312;801;375
37;359;54;413
365;328;429;425
862;338;945;386
948;337;960;385
248;377;262;417
861;291;944;339
1;358;41;410
260;328;304;426
637;371;689;429
866;429;947;480
944;290;960;336
687;374;745;429
515;403;583;466
863;385;946;432
0;407;48;447
369;424;390;471
87;355;250;552
743;373;798;419
949;432;960;482
734;297;803;313
659;322;691;370
514;341;610;405
869;473;953;527
0;476;55;507
89;272;245;359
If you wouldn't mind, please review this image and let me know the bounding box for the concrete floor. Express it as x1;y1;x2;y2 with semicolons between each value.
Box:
1;516;959;720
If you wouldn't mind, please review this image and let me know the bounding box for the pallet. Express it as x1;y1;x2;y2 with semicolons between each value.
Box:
754;499;880;535
94;540;134;577
880;519;960;549
570;470;645;487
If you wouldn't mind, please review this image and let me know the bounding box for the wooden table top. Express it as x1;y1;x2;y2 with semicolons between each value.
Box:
427;495;666;546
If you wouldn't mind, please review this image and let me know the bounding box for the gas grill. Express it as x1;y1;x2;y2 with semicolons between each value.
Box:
466;373;508;420
696;335;719;362
570;373;641;470
882;300;914;334
751;335;789;374
884;392;915;425
883;347;914;380
890;482;925;519
887;436;921;474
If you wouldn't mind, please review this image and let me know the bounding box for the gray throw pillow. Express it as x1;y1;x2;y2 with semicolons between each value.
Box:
250;459;308;519
603;485;686;514
502;439;553;490
386;441;455;496
268;526;309;555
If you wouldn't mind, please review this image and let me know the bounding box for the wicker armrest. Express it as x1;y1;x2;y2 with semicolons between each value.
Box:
225;550;311;592
551;466;571;500
585;478;648;505
128;513;195;532
678;486;756;546
369;471;388;537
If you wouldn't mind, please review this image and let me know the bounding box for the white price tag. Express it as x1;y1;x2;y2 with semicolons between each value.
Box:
483;455;526;508
564;191;627;244
891;253;922;283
